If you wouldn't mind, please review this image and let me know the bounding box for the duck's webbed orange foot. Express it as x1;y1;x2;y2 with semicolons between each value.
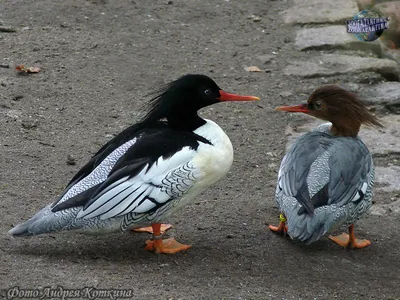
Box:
328;233;371;249
145;237;191;254
142;223;191;254
268;214;288;236
328;224;371;249
132;224;173;234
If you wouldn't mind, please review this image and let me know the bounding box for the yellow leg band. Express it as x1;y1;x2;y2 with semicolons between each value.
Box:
279;213;287;222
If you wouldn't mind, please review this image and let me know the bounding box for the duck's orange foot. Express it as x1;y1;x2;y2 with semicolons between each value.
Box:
328;233;371;249
269;214;288;236
132;224;173;234
268;223;288;236
144;238;191;254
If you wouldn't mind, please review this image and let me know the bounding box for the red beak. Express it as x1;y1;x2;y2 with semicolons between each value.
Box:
276;103;309;113
218;90;260;102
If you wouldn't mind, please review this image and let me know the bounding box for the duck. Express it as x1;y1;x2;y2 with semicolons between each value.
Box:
9;74;260;254
269;85;383;249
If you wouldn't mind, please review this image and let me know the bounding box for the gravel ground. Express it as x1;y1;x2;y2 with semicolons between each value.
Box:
0;1;399;299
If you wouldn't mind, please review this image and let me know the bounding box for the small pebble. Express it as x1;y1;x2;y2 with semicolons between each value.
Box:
67;154;76;165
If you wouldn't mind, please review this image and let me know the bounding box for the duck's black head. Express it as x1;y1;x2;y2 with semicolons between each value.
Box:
141;74;259;130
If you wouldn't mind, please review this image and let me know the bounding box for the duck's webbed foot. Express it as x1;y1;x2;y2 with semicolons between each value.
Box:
143;223;191;254
329;224;371;249
268;214;288;236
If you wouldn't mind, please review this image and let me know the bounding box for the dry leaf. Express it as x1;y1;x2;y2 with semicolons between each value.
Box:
15;64;25;71
16;64;41;74
26;67;41;73
244;66;261;72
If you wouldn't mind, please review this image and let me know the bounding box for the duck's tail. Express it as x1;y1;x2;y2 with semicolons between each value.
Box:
9;204;124;236
280;195;348;245
8;204;80;237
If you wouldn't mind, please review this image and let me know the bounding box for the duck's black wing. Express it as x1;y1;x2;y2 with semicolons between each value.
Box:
51;125;211;220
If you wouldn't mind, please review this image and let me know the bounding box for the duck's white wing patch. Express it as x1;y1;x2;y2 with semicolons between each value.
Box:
58;138;138;204
76;146;200;220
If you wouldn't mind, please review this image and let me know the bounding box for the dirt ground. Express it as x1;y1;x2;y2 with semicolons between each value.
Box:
1;1;399;299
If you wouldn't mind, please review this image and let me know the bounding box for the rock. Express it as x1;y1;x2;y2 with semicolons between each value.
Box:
374;0;400;30
67;154;76;165
283;54;399;80
369;204;387;216
283;0;358;24
295;26;380;52
279;91;292;98
244;66;262;72
374;2;400;43
374;1;400;63
356;0;374;10
344;82;360;92
370;200;400;216
361;82;400;110
370;199;400;216
380;42;400;63
375;166;400;192
359;114;400;155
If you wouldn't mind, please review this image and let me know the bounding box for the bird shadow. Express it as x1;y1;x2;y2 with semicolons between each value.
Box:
3;231;167;262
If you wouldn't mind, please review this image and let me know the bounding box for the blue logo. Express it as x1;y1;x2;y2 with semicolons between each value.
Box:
346;10;389;42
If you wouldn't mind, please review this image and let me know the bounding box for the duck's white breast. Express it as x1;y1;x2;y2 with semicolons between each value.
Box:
192;119;234;187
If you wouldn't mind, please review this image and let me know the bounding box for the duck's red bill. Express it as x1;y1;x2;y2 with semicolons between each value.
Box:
276;104;309;113
218;90;260;102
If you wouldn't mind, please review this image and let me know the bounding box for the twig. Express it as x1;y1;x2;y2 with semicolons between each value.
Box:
0;64;10;69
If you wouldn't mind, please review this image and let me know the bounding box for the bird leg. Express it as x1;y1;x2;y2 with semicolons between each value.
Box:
268;213;288;236
144;223;191;254
329;224;371;249
132;224;173;234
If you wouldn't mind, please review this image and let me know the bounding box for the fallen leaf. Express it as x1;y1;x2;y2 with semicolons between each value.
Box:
26;67;41;73
244;66;261;72
15;64;25;72
16;64;41;74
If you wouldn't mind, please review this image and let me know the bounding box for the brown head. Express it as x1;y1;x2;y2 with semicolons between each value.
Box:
276;85;383;137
